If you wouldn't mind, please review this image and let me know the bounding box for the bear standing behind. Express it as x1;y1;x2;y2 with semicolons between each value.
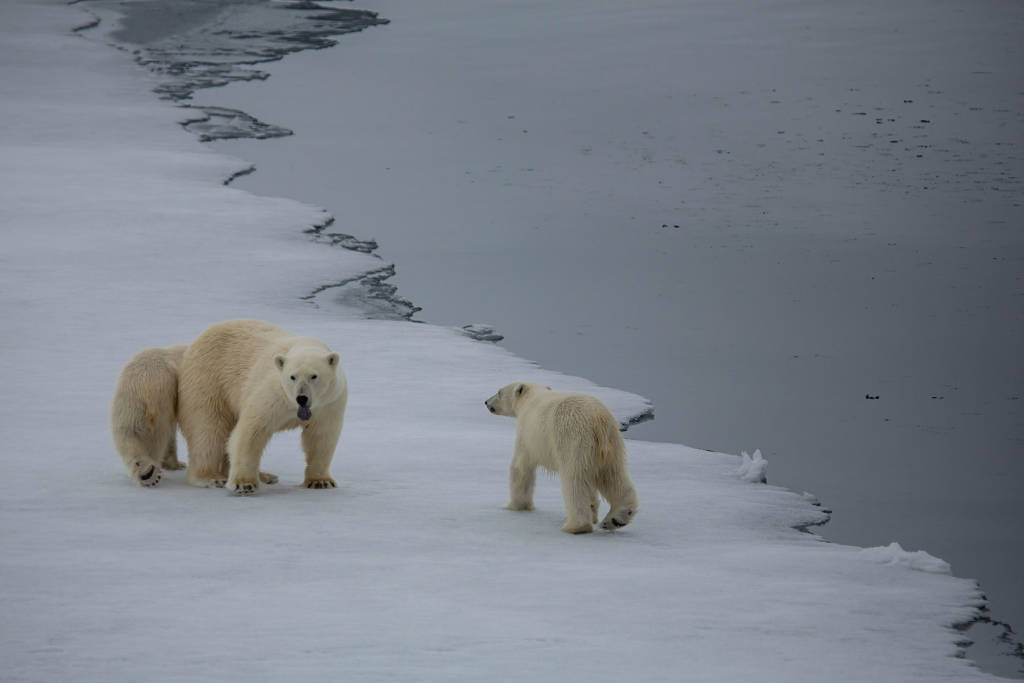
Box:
178;320;347;495
111;345;188;487
485;382;638;533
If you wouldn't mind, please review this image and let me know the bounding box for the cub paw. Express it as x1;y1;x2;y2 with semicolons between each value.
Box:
504;501;535;511
305;478;337;489
132;460;162;488
600;507;636;531
561;521;594;535
259;472;279;485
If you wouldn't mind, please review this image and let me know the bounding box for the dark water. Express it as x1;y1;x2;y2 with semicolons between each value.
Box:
90;0;1023;675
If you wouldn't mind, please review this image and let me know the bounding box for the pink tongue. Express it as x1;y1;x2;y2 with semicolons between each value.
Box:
297;405;312;421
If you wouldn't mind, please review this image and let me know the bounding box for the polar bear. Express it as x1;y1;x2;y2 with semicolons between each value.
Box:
111;345;188;487
178;320;347;495
485;382;638;533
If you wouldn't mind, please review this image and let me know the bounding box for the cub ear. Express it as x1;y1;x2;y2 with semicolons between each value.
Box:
515;383;525;397
326;352;339;367
274;355;286;370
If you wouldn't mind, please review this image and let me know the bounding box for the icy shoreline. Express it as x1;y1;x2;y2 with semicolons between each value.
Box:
0;0;1015;680
78;0;428;324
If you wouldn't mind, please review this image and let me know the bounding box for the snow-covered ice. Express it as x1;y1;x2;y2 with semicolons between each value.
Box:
860;543;953;576
0;1;1013;680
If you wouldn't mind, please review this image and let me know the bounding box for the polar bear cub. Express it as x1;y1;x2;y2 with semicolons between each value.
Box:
111;345;188;487
178;320;347;495
486;382;638;533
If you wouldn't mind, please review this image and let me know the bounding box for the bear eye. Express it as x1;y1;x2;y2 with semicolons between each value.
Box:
311;374;318;380
290;375;296;381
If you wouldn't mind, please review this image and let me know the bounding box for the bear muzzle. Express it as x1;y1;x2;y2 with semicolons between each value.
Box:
297;395;312;421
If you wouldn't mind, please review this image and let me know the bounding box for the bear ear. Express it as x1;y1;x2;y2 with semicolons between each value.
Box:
515;383;525;397
326;352;338;367
274;355;286;370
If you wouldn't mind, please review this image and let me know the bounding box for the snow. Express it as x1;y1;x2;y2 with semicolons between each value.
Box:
0;0;1009;681
738;449;768;484
860;543;953;576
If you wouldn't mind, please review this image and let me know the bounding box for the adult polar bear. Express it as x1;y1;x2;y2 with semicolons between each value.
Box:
179;320;347;495
485;382;638;533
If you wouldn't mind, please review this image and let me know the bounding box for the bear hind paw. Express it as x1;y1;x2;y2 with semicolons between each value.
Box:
305;477;337;489
132;460;162;488
599;507;637;531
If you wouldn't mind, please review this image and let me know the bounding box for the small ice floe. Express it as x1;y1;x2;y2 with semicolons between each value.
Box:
457;323;504;343
859;542;952;574
738;449;768;483
801;491;832;514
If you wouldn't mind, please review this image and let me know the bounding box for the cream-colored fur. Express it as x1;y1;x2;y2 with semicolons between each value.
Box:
111;345;188;487
178;320;347;495
485;382;638;533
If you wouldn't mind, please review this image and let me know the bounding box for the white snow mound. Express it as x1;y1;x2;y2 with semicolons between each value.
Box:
860;542;954;575
738;449;768;483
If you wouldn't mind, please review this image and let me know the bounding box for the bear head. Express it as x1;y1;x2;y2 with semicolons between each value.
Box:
485;382;550;417
274;346;342;421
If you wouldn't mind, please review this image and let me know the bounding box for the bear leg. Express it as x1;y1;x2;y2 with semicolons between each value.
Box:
114;433;163;487
559;466;595;534
161;436;186;471
300;416;342;489
226;414;271;495
181;414;231;489
505;460;536;511
597;468;638;531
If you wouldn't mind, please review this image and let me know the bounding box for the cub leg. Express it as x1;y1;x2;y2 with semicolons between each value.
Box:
597;466;639;531
161;436;186;471
559;463;596;534
505;450;536;511
115;434;163;487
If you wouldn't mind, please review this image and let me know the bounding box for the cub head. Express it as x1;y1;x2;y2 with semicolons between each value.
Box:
274;347;342;421
485;382;550;417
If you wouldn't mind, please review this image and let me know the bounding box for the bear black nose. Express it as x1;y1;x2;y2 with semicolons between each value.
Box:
296;395;309;406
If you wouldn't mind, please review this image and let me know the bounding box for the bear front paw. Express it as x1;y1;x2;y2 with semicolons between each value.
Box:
561;521;594;535
305;478;337;489
230;481;259;496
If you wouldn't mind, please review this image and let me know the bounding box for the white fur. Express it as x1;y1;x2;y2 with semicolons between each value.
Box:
178;320;347;495
485;382;639;533
110;345;188;487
